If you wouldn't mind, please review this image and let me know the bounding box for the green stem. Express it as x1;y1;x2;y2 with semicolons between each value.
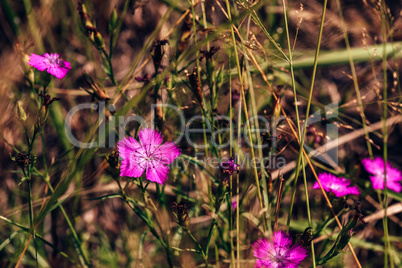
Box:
27;180;34;234
225;0;266;231
101;49;117;85
186;230;208;266
205;218;218;257
110;0;131;58
244;15;270;234
286;0;328;230
205;204;223;258
301;156;316;267
190;0;210;160
27;178;37;265
380;1;392;267
117;180;173;267
45;180;90;267
335;0;372;156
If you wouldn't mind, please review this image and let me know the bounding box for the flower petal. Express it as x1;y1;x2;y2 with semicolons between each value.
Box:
47;64;69;79
151;141;181;164
120;158;146;178
386;164;402;184
145;160;169;184
118;137;147;178
369;175;384;190
362;157;384;175
138;128;163;156
287;244;308;264
362;157;402;192
313;173;359;197
252;238;272;260
28;53;48;71
252;232;307;268
117;137;143;158
272;231;292;248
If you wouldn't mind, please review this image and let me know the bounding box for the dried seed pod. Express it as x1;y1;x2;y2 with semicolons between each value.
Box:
199;46;220;62
177;13;192;55
172;201;190;230
37;94;60;126
151;39;169;71
77;3;105;49
105;149;120;180
82;71;110;101
185;67;204;107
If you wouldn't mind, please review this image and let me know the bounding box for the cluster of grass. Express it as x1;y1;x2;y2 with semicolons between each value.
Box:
1;0;402;267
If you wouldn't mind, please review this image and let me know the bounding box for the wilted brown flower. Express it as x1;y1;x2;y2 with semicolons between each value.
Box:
172;201;190;230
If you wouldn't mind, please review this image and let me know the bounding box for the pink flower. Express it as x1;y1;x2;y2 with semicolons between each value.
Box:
219;157;239;182
362;157;402;192
313;173;360;197
117;128;181;185
28;53;71;79
219;157;239;174
232;200;237;210
252;231;308;268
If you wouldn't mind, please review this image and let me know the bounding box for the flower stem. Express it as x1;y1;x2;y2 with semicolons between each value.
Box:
45;179;90;267
225;0;266;232
301;156;316;267
101;49;117;86
286;0;328;230
117;180;173;267
186;230;208;266
380;1;392;267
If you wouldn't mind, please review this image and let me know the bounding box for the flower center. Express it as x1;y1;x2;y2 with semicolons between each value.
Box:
329;183;341;190
375;170;385;179
45;54;60;65
272;247;287;264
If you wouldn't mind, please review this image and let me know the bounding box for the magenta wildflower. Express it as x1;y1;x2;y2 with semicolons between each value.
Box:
220;157;239;175
232;200;237;210
362;157;402;192
28;53;71;79
219;157;239;183
117;128;181;185
313;173;360;197
252;231;308;268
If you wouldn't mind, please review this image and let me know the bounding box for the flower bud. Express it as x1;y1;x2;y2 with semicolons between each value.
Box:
94;31;106;50
177;13;192;55
151;39;169;71
106;149;120;180
172;202;190;231
219;157;239;183
12;152;35;169
38;104;48;125
109;7;118;31
185;67;204;107
15;39;35;85
273;97;281;122
17;101;27;122
82;71;110;100
37;94;60;126
77;3;105;50
296;227;313;248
